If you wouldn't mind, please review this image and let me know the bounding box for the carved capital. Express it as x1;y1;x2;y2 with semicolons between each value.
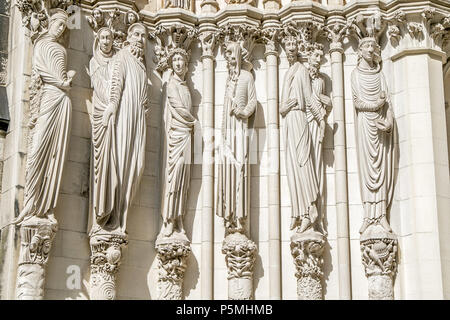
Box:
290;230;325;300
89;233;128;300
261;26;281;58
324;20;351;54
360;225;398;300
280;21;324;61
155;236;191;300
347;13;386;47
149;24;197;74
16;216;58;299
199;30;218;60
218;24;260;63
222;232;257;300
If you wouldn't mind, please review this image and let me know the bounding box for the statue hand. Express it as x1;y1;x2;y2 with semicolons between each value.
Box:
102;105;116;127
375;118;392;133
377;91;387;109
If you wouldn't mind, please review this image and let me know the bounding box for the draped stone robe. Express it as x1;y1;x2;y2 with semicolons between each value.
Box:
216;69;257;231
88;47;119;234
161;73;195;233
108;47;148;233
281;61;319;224
20;34;72;220
351;65;396;224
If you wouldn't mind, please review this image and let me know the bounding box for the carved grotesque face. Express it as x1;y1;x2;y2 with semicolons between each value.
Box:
93;9;103;23
359;40;377;63
172;53;187;78
308;49;323;70
285;38;298;63
127;12;138;25
49;18;66;39
128;24;147;50
99;29;113;54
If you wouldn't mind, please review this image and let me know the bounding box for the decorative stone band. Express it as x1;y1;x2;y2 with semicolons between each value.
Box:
155;235;191;300
89;232;128;300
222;232;257;300
360;224;398;300
16;216;58;300
290;230;325;300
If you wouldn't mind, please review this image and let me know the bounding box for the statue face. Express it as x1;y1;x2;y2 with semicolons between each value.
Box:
49;18;66;39
93;9;103;23
359;40;376;63
128;24;147;50
172;53;187;78
285;38;298;62
127;12;138;25
225;43;239;68
99;29;113;54
308;49;323;69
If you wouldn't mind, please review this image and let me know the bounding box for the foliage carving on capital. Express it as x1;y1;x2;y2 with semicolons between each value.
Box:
280;21;324;61
260;26;281;55
218;24;260;64
347;13;386;46
324;20;352;53
199;31;219;59
17;0;78;43
149;24;197;73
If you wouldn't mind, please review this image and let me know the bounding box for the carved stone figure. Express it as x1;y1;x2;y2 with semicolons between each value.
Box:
86;8;105;32
13;8;74;300
164;0;191;10
88;22;149;300
159;49;195;238
280;35;320;234
350;14;398;300
216;41;257;234
351;37;396;235
307;43;332;232
216;35;258;300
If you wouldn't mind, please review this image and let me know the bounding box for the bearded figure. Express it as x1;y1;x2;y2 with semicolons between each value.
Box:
216;41;257;233
159;48;195;238
99;23;149;234
351;37;396;234
280;36;320;233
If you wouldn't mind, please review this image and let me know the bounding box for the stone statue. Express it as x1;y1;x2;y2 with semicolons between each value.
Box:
216;41;257;234
280;35;320;234
12;8;75;299
351;37;396;235
88;22;149;300
159;48;195;238
86;8;105;32
164;0;191;10
14;9;75;227
103;22;148;234
307;43;332;233
87;27;118;236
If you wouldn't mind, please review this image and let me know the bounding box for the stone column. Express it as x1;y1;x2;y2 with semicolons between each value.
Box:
199;24;217;300
262;20;282;300
290;230;325;300
89;233;127;300
325;19;352;300
16;216;57;299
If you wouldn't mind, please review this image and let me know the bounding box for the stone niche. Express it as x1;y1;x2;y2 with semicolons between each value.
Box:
0;0;449;301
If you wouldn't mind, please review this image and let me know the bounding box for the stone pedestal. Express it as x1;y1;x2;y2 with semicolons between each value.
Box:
155;234;191;300
360;225;398;300
16;216;58;300
89;232;128;300
290;230;325;300
222;232;257;300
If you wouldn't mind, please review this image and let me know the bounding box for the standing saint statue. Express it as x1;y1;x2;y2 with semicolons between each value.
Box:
306;43;332;234
159;48;195;238
102;22;149;234
13;9;75;226
87;27;119;235
216;41;257;234
351;37;396;234
280;36;320;233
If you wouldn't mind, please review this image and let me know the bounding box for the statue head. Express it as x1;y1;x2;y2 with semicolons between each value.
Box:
48;9;69;39
283;36;299;64
358;37;381;68
92;8;103;23
308;43;324;71
97;27;113;55
125;10;139;26
169;48;189;79
127;23;147;59
225;41;242;76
